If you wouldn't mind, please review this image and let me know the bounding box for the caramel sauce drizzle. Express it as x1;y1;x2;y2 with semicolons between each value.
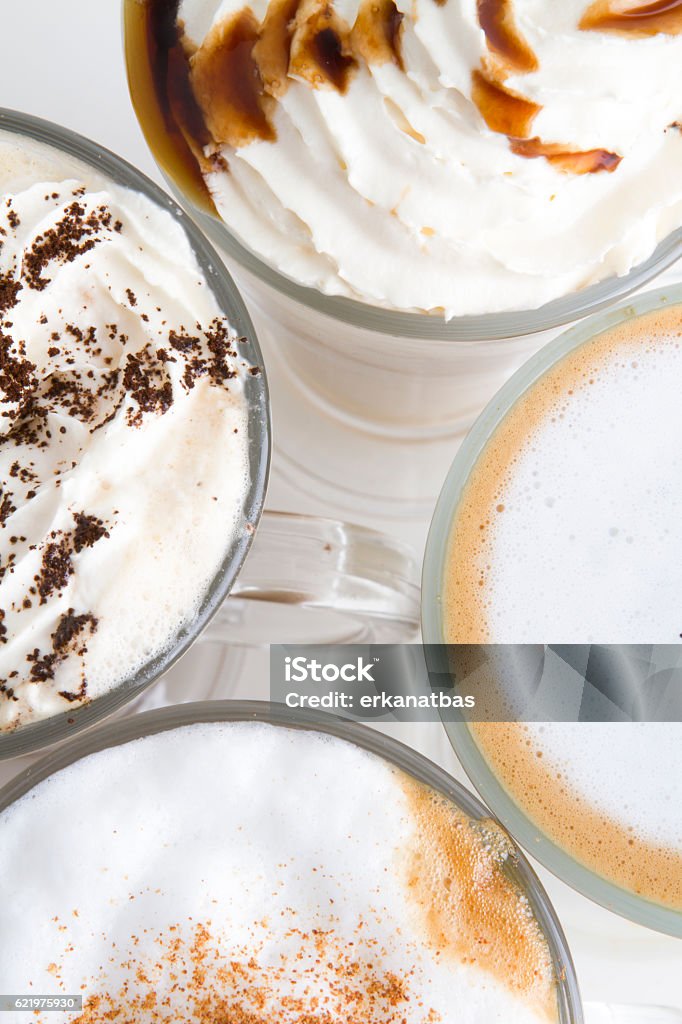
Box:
176;0;405;153
127;0;624;188
288;0;358;92
509;137;622;173
477;0;538;73
471;68;540;138
470;0;621;172
580;0;682;35
352;0;405;71
124;0;216;212
190;10;276;149
253;0;302;98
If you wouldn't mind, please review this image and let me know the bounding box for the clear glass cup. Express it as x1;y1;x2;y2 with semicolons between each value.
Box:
1;700;677;1024
0;700;581;1022
122;3;682;438
122;2;682;512
0;110;419;760
421;285;682;939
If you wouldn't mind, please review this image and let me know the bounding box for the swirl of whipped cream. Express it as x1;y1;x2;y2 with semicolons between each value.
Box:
169;0;682;316
0;133;251;730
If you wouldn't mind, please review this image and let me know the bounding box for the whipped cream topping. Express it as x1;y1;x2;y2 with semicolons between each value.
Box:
161;0;682;316
0;722;559;1023
0;133;251;730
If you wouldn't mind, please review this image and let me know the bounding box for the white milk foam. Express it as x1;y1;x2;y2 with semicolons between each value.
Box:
481;341;682;644
0;133;251;729
519;722;681;851
447;307;682;876
0;722;558;1023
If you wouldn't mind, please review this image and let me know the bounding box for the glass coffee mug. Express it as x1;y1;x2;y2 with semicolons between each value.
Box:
123;1;682;513
0;110;419;761
422;285;682;938
2;699;678;1024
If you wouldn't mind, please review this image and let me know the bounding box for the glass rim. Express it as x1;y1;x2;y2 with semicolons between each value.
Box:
121;4;682;342
421;283;682;938
0;107;271;760
0;699;584;1024
170;193;682;342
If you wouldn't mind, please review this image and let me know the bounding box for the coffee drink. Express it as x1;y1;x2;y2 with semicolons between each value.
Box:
0;131;252;731
0;720;560;1022
444;302;682;909
126;0;682;316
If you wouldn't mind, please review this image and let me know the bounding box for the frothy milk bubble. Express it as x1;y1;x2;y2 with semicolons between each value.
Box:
0;722;559;1023
445;305;682;908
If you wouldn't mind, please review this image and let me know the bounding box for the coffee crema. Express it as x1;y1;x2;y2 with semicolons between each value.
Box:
0;722;559;1023
0;132;251;730
444;302;682;909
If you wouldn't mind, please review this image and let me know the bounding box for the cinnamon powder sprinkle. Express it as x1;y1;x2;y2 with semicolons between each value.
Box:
42;919;437;1024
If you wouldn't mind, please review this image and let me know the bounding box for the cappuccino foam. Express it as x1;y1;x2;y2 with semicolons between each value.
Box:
444;303;682;909
0;721;558;1023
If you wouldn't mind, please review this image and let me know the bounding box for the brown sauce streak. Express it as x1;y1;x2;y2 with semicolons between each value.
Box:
509;137;622;173
477;0;538;73
471;6;622;174
580;0;682;35
126;0;627;185
471;68;540;138
352;0;405;71
190;10;276;149
253;0;302;97
289;0;358;92
124;0;215;213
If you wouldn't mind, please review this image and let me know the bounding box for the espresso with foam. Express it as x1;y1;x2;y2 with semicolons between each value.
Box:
444;303;682;910
0;722;559;1023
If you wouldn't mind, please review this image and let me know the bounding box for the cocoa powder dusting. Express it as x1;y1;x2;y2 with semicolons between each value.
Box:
27;610;98;687
0;272;22;314
1;166;252;720
22;202;115;292
73;513;110;553
36;533;75;604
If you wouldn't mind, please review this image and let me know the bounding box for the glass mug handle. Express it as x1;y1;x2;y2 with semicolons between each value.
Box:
133;511;420;710
585;1004;682;1023
206;509;421;645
